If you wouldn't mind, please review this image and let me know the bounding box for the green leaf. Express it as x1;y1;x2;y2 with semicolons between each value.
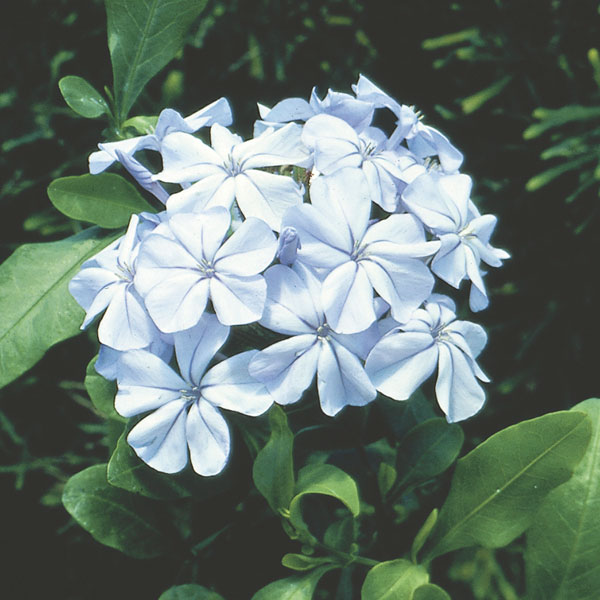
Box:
524;106;600;139
251;566;335;600
122;115;159;135
361;559;429;600
411;509;438;563
289;464;360;534
106;0;209;121
85;356;122;421
282;553;335;572
48;174;154;229
525;399;600;600
422;28;480;50
413;584;451;600
396;418;464;488
324;516;355;553
59;75;111;119
159;584;225;600
62;464;171;558
460;75;513;114
525;156;596;192
108;431;233;500
377;462;397;497
0;227;121;389
423;411;592;560
253;405;295;512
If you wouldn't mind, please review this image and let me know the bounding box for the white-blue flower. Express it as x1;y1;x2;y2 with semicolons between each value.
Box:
365;295;490;422
69;213;164;351
134;207;277;332
115;314;273;475
282;169;440;333
352;75;463;173
88;98;232;174
402;171;510;311
157;123;307;231
248;264;379;416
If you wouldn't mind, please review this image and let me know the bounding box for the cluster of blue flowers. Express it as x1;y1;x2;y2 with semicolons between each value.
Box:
70;76;508;476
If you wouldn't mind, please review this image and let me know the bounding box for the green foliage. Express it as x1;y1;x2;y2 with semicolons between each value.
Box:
525;399;600;599
85;356;121;421
159;584;225;600
48;173;154;228
361;559;429;600
59;75;111;119
62;464;173;558
424;411;592;560
105;0;209;122
252;405;295;513
395;418;464;490
289;463;360;536
412;584;451;600
0;227;120;388
251;566;335;600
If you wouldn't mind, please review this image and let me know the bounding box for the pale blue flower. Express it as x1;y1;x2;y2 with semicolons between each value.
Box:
248;264;379;416
282;169;440;333
115;314;272;475
134;207;277;332
157;123;307;231
402;172;510;311
302;114;421;211
69;213;164;351
255;87;375;136
352;75;463;173
88;98;232;174
365;295;490;422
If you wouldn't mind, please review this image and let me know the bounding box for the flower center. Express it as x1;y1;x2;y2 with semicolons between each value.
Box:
180;385;200;402
197;258;216;278
316;323;332;340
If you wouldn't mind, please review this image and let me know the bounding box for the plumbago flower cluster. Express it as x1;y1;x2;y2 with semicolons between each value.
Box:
69;76;508;477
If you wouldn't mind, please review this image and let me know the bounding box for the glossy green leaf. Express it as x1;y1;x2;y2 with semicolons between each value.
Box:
526;399;600;600
424;411;592;560
324;516;355;553
48;174;154;228
85;356;122;421
62;464;171;558
413;584;451;600
108;431;233;500
252;405;294;512
251;566;335;600
0;227;120;389
289;464;360;533
159;584;225;600
106;0;209;121
59;75;110;118
396;418;464;488
281;553;335;571
361;559;429;600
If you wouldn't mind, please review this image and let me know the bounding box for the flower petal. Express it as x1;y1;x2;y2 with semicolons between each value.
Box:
317;339;376;416
210;273;266;325
158;132;224;182
127;398;190;473
365;331;437;400
186;399;230;476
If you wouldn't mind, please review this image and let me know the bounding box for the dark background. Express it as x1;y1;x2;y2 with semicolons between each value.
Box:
1;0;599;597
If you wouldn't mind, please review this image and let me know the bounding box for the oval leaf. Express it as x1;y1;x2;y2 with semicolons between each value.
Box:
396;418;464;488
85;356;122;421
361;559;429;600
59;75;110;118
424;411;592;560
108;431;233;501
289;463;360;533
251;566;335;600
159;584;225;600
62;464;171;558
413;584;451;600
106;0;209;121
0;227;120;389
281;553;335;572
253;405;295;513
48;173;154;228
526;399;600;600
